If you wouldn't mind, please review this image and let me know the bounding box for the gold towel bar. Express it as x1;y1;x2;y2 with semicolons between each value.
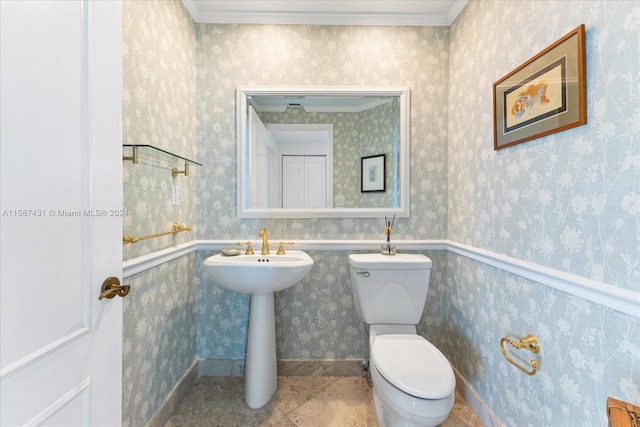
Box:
123;222;192;245
500;335;540;376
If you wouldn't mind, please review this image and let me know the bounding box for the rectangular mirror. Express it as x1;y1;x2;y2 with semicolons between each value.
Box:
236;86;410;218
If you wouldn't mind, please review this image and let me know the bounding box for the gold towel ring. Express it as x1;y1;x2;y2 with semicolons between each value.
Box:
500;335;540;376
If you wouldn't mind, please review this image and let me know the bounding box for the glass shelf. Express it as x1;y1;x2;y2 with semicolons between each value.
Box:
123;144;201;177
123;144;201;166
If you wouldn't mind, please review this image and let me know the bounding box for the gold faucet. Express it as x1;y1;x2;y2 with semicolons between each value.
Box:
276;241;294;255
259;227;269;255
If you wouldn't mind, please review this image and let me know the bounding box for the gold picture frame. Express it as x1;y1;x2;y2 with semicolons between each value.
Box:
493;24;587;150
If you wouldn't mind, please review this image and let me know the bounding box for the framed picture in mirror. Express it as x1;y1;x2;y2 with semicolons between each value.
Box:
361;154;386;192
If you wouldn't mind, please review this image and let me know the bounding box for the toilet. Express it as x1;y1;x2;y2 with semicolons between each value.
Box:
348;253;455;427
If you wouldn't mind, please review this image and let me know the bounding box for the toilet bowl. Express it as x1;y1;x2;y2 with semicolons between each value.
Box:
369;332;455;427
348;253;456;427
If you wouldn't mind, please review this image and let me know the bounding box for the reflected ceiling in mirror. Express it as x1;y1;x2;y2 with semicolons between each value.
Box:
236;86;410;218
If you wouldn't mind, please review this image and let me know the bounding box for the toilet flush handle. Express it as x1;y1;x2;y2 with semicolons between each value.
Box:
356;271;370;278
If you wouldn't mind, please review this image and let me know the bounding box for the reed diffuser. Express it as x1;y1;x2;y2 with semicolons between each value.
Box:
381;215;396;255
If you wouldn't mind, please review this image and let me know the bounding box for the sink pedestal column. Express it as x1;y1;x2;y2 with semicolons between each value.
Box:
244;292;277;409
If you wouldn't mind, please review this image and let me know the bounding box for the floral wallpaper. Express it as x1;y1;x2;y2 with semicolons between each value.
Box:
122;0;197;261
122;254;197;427
195;24;450;239
257;100;398;209
358;99;400;208
440;253;639;427
445;0;639;425
121;1;639;426
197;249;448;361
121;1;197;426
448;0;639;293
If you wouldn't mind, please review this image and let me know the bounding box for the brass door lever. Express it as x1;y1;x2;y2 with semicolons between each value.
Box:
98;277;130;300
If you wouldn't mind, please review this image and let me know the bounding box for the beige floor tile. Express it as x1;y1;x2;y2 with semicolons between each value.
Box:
165;376;483;427
272;376;340;414
287;377;378;427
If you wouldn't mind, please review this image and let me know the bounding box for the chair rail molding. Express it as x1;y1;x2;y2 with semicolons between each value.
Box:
122;239;639;318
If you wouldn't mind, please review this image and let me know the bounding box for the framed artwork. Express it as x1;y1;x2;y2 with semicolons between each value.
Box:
493;24;587;150
361;154;386;192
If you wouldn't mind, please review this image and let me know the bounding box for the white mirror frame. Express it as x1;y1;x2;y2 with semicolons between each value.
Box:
236;86;410;219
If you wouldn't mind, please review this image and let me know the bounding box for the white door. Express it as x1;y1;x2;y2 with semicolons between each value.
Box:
248;106;277;208
282;156;327;209
1;1;123;426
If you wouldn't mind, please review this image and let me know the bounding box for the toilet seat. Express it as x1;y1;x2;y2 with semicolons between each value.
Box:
371;334;455;399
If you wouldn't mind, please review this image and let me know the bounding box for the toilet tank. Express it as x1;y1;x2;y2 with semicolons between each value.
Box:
348;253;432;324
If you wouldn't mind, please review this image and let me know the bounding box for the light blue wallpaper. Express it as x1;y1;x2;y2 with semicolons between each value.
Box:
193;23;451;364
446;0;640;425
121;1;198;426
448;0;639;292
122;0;197;261
197;249;449;360
195;24;450;239
122;253;197;427
442;253;639;426
120;1;639;426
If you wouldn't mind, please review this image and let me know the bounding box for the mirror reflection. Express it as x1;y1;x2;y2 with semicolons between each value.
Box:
236;87;410;218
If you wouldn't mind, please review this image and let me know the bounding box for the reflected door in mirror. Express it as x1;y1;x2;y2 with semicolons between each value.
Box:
282;156;327;209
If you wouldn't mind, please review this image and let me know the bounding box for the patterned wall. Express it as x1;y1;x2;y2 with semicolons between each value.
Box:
122;0;197;261
197;249;449;360
195;24;450;239
448;0;639;293
122;1;639;426
194;24;451;364
121;1;197;425
122;253;197;427
445;1;640;425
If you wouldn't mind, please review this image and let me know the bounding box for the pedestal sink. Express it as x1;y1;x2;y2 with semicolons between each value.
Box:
203;250;314;409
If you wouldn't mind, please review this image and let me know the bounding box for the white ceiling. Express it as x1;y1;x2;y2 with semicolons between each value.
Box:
181;0;468;26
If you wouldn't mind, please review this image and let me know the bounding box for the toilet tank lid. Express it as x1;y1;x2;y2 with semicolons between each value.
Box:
348;253;432;269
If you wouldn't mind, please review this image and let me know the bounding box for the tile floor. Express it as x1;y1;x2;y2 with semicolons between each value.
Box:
165;376;483;427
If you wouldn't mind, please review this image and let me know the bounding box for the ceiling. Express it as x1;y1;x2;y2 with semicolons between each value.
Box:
181;1;468;26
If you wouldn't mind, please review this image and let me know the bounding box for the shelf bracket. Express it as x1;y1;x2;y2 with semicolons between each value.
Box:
172;162;189;177
123;146;139;164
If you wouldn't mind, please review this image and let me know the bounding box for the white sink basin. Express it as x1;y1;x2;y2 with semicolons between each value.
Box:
203;251;313;294
202;249;314;409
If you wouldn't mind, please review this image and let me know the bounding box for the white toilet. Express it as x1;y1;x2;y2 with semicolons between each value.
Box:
348;253;455;427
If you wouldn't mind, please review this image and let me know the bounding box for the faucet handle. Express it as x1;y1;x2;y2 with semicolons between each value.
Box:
236;241;255;255
276;241;294;255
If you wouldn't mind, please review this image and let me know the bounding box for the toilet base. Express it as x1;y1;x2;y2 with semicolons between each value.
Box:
371;362;454;427
373;385;450;427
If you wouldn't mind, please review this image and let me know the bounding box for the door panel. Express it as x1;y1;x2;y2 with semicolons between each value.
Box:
305;157;327;209
282;156;327;209
282;157;305;209
0;1;123;425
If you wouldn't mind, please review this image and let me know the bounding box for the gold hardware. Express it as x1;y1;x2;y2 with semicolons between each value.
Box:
123;222;192;245
259;228;269;255
500;334;540;376
236;241;255;255
276;242;294;255
98;277;130;300
123;146;139;164
171;163;189;177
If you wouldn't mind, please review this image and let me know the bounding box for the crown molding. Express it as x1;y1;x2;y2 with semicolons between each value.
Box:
180;1;468;26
